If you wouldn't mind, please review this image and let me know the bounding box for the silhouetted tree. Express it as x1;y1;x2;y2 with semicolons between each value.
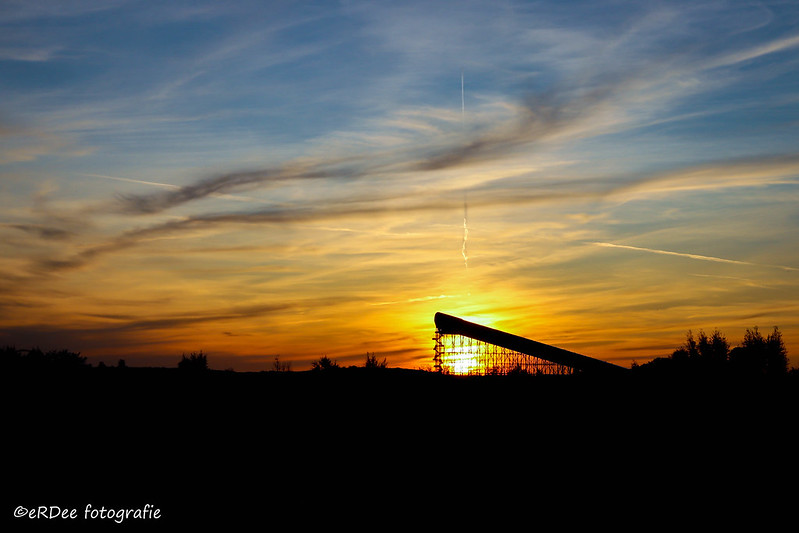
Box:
311;356;338;371
730;327;788;376
2;346;24;370
272;355;292;372
666;329;729;374
2;346;88;371
768;327;790;375
49;349;87;369
673;330;729;363
698;330;730;364
639;325;788;378
178;351;208;371
364;352;387;369
671;330;699;361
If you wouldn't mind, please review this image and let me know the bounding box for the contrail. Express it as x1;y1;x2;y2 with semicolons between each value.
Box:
460;71;469;269
84;173;180;190
462;193;468;268
591;242;799;272
461;70;465;124
84;173;272;205
370;294;453;307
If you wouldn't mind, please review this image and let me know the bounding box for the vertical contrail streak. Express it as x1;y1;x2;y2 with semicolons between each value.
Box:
461;71;465;124
460;71;468;269
462;193;468;268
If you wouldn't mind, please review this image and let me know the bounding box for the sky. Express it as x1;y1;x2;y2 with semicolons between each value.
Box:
1;0;798;371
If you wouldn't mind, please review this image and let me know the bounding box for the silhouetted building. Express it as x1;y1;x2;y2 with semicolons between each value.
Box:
433;312;628;376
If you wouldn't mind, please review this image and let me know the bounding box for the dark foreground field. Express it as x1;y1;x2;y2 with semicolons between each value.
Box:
4;366;797;529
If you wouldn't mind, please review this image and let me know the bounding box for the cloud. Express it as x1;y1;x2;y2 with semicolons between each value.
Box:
99;302;301;333
0;302;325;366
105;8;799;219
110;78;649;216
0;299;316;346
32;150;799;273
85;173;276;206
0;0;126;22
370;294;455;307
115;163;348;214
708;33;799;70
605;153;799;198
10;1;799;307
4;223;73;240
0;119;95;163
0;46;61;62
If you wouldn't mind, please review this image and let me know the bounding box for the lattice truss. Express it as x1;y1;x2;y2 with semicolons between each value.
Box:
433;332;573;376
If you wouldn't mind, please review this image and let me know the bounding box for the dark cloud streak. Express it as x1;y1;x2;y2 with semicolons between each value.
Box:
0;299;322;352
115;82;622;215
6;223;73;240
35;151;799;273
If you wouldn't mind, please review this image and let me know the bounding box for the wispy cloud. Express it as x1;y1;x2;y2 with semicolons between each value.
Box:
3;223;73;241
708;33;799;70
110;92;579;214
85;173;275;205
0;121;92;164
0;45;61;62
370;294;455;307
112;85;799;219
28;150;799;273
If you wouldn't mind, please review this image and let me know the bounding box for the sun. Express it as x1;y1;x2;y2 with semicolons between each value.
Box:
446;343;485;375
434;334;490;375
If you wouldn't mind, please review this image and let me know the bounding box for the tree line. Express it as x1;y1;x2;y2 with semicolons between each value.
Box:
1;346;389;373
4;331;792;378
634;326;791;377
308;352;387;371
1;346;89;371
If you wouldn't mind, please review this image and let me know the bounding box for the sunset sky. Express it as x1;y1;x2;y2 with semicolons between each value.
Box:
2;0;798;371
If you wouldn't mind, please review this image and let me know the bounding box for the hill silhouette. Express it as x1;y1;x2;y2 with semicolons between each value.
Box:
4;344;797;529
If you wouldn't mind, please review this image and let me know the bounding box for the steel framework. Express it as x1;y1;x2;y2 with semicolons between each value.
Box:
434;331;572;375
433;312;629;376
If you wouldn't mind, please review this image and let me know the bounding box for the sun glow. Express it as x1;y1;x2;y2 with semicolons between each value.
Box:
442;341;485;375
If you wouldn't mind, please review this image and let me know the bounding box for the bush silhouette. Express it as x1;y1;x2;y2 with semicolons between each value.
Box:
3;346;87;371
311;356;339;371
364;352;387;369
178;351;208;371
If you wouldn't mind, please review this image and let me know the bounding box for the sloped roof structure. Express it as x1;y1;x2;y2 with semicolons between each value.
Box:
435;312;629;375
